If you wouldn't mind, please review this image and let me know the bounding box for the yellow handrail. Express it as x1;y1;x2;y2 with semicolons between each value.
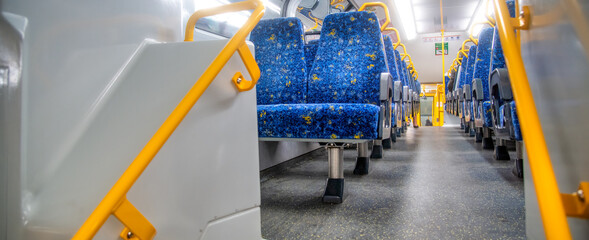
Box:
308;12;320;31
358;2;391;32
359;3;404;50
73;0;264;239
492;0;571;239
384;27;402;49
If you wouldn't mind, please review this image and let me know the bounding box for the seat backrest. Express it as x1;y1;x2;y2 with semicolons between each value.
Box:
490;0;516;72
457;55;468;88
307;11;387;105
464;45;478;90
251;17;307;105
383;35;400;84
394;50;407;87
472;27;494;100
304;39;320;77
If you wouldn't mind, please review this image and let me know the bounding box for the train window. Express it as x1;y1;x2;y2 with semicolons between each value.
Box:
282;0;357;32
194;0;282;38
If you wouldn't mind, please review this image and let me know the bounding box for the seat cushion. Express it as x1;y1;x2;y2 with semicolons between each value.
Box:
483;100;493;127
510;101;522;141
258;103;380;139
251;18;307;105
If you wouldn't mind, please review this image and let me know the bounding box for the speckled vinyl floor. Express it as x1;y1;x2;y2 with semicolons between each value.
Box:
260;115;525;239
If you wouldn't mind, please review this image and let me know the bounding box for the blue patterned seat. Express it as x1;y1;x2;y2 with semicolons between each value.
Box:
456;55;468;119
256;12;389;140
251;17;307;105
488;0;522;143
258;104;379;139
463;45;478;125
471;27;495;128
383;35;401;128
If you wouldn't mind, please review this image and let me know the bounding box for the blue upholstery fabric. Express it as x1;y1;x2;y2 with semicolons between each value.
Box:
499;105;506;128
458;55;468;88
383;35;400;83
307;12;387;105
391;102;396;127
416;81;421;94
472;27;494;101
490;1;516;72
510;101;522;141
251;18;307;105
394;50;407;86
445;76;450;94
464;45;478;90
258;103;380;139
304;40;319;77
490;28;506;71
483;100;493;127
400;61;408;86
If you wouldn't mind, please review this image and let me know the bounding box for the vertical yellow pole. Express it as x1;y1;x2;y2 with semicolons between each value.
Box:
492;0;572;239
440;0;445;126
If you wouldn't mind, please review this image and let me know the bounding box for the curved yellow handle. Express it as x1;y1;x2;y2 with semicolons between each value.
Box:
384;27;402;49
308;12;320;31
358;2;391;32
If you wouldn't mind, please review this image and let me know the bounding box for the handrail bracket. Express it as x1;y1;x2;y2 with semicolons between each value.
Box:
113;197;156;240
511;6;531;30
561;182;589;219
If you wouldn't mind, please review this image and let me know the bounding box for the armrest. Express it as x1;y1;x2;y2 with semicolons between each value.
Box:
380;72;392;101
403;86;409;102
393;81;402;102
464;84;471;100
457;88;463;100
472;78;484;101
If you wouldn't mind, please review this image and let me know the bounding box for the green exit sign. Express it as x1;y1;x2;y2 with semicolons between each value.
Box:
435;42;448;55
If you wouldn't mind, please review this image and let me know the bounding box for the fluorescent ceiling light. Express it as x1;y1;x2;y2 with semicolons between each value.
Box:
395;0;417;40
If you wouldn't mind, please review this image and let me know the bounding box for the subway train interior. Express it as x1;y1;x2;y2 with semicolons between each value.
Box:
1;0;588;239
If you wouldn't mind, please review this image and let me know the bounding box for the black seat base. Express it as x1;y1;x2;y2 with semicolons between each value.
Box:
390;129;397;142
494;145;511;160
512;159;523;178
482;137;494;149
370;145;383;159
382;137;392;149
475;128;483;142
322;178;344;204
353;157;370;175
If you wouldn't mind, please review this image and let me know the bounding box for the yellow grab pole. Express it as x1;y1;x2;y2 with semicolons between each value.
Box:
493;0;571;239
73;0;265;239
440;0;445;102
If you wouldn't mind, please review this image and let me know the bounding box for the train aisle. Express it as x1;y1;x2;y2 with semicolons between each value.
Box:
260;114;524;239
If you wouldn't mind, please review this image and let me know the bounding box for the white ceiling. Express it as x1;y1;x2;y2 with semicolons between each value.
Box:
353;0;482;35
411;0;480;33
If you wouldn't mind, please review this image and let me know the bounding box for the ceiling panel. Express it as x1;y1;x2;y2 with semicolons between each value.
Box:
409;0;481;34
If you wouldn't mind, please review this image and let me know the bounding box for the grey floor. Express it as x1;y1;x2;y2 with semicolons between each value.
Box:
260;114;525;239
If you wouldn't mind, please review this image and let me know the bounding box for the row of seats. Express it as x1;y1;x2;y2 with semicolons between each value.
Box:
251;11;420;203
445;0;523;178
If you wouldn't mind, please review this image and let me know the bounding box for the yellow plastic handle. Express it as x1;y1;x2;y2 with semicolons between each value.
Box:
358;2;391;32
